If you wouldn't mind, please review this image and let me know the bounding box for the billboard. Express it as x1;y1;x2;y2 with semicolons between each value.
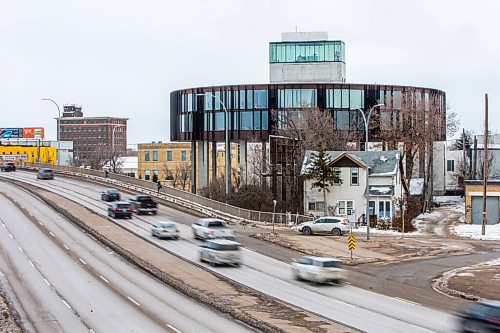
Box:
0;128;23;138
22;127;45;139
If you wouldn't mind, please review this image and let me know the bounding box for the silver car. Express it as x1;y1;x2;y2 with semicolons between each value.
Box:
37;168;54;180
151;221;180;240
291;256;346;284
293;216;349;236
199;239;241;267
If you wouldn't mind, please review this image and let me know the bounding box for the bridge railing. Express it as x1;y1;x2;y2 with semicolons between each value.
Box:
24;163;313;225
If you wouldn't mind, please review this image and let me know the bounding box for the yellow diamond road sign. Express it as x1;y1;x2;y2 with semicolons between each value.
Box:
348;236;356;251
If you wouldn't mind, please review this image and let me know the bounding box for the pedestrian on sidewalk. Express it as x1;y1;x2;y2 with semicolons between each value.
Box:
157;181;162;193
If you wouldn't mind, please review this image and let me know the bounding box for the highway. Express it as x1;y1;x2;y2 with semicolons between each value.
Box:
0;177;256;333
0;170;462;333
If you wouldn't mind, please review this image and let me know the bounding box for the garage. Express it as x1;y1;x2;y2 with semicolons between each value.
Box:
465;180;500;225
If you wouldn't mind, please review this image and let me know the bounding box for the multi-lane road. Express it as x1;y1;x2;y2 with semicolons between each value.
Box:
0;170;464;332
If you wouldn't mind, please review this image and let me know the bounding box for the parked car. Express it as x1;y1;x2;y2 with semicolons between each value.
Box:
107;201;133;219
457;300;500;333
291;256;346;284
192;218;235;240
0;162;16;172
101;188;120;202
199;239;241;266
151;221;180;240
129;195;157;215
293;216;349;236
37;168;54;180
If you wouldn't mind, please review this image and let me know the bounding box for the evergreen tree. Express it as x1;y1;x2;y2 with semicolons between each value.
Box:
304;142;341;215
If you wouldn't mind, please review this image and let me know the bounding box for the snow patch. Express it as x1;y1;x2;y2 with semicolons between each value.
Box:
456;272;475;277
409;178;424;195
454;223;500;240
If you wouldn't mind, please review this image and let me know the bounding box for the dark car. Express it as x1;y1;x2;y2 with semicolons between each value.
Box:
101;188;120;202
37;168;54;180
0;162;16;172
129;195;157;215
458;300;500;333
107;202;133;219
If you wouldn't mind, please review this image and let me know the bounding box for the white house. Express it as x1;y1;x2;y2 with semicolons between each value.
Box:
302;150;401;224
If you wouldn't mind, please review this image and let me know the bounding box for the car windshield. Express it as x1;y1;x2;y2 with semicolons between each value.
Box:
317;260;342;268
159;223;176;229
107;189;118;194
208;221;227;228
136;196;151;201
208;243;239;251
117;204;130;209
41;169;53;173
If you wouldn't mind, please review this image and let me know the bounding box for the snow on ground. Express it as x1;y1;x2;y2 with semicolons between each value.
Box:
353;226;421;236
454;223;500;240
433;196;464;205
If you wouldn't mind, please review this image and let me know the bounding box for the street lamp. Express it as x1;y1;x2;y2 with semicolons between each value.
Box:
351;103;384;241
272;199;277;233
197;93;230;196
42;98;61;165
111;124;126;154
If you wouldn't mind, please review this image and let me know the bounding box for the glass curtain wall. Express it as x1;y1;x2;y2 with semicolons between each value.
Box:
270;41;345;63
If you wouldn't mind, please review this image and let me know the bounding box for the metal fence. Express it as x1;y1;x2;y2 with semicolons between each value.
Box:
24;163;313;225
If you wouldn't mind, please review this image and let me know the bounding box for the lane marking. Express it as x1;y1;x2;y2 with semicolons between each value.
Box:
127;296;141;306
49;232;55;237
28;260;35;268
2;223;5;227
393;296;421;306
43;278;51;286
38;221;43;226
63;244;69;250
9;233;13;239
166;324;182;333
18;246;23;252
62;300;72;309
20;205;24;209
79;258;87;265
99;275;109;284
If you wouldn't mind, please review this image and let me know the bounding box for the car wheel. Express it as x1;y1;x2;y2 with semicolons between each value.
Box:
108;211;111;217
152;211;157;215
151;231;155;237
302;227;312;235
112;212;116;218
332;228;341;236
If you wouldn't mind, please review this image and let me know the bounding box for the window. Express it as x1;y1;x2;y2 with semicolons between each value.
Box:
241;112;253;130
215;112;224;131
253;112;261;130
145;151;150;162
351;167;359;185
333;167;341;184
308;201;325;211
152;150;158;161
204;92;213;110
262;111;269;130
145;170;150;181
181;150;187;161
246;90;253;109
447;160;455;172
378;201;392;218
337;200;354;215
167;150;172;161
254;90;268;109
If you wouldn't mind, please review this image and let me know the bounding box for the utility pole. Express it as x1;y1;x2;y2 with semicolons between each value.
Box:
462;128;467;180
481;94;488;236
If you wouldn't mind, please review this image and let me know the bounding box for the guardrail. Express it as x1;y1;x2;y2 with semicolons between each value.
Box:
24;163;313;225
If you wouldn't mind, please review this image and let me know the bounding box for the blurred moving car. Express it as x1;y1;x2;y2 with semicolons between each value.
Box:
199;239;241;266
101;188;120;202
457;300;500;333
129;195;158;215
37;168;54;180
107;201;132;219
192;218;235;240
293;216;348;236
151;221;180;240
0;162;16;172
291;256;346;284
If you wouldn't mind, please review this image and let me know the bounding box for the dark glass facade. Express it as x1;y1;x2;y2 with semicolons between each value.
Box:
170;84;446;142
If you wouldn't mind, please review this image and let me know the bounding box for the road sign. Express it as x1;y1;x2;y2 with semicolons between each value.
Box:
348;236;356;251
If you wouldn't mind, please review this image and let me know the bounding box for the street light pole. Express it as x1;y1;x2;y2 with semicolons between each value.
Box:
42;98;61;165
352;103;384;241
198;93;230;196
111;124;126;154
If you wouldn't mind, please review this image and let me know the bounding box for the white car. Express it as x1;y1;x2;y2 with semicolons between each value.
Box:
291;256;346;284
151;221;180;240
199;239;241;267
293;216;349;236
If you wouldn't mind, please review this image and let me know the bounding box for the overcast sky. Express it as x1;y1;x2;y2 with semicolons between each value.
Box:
1;0;498;145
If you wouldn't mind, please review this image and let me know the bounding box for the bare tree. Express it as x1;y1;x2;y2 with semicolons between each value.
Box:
108;151;124;174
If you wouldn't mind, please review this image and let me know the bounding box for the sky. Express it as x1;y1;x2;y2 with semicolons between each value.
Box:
1;0;499;146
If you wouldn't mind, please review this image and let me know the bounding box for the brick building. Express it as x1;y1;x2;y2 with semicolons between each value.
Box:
58;105;128;166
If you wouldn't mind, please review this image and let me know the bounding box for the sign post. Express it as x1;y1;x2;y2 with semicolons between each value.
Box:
348;235;356;260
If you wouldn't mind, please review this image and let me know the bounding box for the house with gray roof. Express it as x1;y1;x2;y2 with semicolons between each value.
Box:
302;150;401;225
